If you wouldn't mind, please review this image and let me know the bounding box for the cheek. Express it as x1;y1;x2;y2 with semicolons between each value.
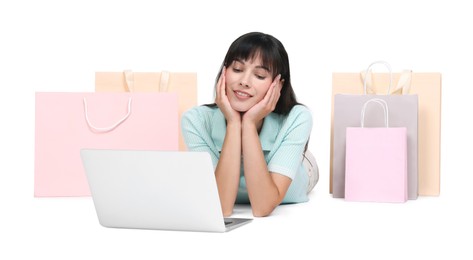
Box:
224;71;239;86
255;83;271;99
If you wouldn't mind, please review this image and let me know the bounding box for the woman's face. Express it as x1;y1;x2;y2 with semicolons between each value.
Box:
225;56;273;112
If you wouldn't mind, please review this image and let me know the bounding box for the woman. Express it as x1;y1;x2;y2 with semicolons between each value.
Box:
182;32;318;217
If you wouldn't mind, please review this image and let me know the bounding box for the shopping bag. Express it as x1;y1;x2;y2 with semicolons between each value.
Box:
95;70;197;151
34;92;178;197
345;98;408;203
331;61;418;199
331;64;441;196
362;70;442;196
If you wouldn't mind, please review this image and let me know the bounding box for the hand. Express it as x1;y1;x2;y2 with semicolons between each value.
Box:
243;74;282;125
215;67;241;124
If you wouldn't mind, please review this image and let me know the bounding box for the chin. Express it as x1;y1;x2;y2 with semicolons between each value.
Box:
230;103;250;113
233;106;249;113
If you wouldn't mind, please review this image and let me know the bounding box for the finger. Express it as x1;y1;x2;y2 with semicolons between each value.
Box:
269;76;282;108
269;87;280;109
261;81;275;105
271;74;282;88
268;76;282;99
258;85;277;114
216;67;226;101
267;75;282;99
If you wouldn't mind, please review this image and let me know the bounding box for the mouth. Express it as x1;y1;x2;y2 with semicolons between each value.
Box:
234;90;252;99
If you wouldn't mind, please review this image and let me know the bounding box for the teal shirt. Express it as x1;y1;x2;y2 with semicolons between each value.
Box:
181;105;313;203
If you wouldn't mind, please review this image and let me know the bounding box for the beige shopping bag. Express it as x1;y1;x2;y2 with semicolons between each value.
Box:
95;71;197;151
331;70;441;196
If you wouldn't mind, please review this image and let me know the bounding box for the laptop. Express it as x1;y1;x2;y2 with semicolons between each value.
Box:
80;149;252;232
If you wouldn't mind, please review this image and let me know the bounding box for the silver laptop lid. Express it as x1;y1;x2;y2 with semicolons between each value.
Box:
80;149;234;232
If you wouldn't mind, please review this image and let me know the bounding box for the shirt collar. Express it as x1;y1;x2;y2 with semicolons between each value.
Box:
211;109;279;152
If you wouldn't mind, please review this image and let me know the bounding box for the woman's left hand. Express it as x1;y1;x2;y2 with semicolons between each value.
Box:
243;74;282;125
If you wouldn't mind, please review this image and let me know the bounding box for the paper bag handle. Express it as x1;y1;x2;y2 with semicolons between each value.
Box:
362;69;412;95
362;61;393;95
123;70;170;92
83;97;132;133
392;70;412;95
361;98;389;128
159;71;170;92
123;70;135;92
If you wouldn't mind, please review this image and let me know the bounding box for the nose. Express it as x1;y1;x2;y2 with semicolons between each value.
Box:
239;82;249;88
239;73;250;88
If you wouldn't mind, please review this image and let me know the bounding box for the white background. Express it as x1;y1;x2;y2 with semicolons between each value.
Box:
1;0;471;259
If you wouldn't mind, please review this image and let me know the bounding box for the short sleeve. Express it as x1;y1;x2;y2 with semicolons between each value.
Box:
181;106;220;168
267;105;313;180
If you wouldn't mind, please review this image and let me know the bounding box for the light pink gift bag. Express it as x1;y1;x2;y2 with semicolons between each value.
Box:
34;92;178;197
345;98;408;203
332;61;419;200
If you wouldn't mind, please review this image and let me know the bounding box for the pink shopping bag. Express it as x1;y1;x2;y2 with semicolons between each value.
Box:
332;61;419;200
34;92;178;197
345;98;408;203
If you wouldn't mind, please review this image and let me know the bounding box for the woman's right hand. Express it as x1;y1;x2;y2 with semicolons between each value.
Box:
215;67;241;124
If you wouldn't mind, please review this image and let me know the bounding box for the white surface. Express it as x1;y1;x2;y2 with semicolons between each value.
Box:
1;0;471;259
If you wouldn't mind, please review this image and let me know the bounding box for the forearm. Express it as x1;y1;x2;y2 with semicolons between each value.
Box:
241;122;281;217
215;122;241;216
